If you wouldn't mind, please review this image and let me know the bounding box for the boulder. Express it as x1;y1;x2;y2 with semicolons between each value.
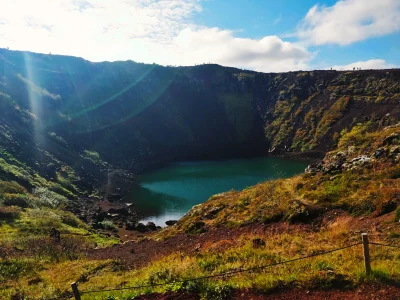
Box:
382;133;399;146
350;155;371;168
287;200;322;223
125;221;137;230
165;220;177;226
322;152;348;173
390;146;400;156
204;206;224;219
186;221;206;234
107;207;131;216
135;222;146;232
374;147;385;158
305;163;323;174
145;222;157;231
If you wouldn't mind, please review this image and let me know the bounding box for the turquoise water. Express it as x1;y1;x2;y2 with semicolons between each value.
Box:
129;157;308;226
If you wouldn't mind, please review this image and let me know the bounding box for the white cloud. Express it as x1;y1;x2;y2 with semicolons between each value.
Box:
0;0;202;60
172;28;311;72
332;59;397;70
0;0;311;72
296;0;400;45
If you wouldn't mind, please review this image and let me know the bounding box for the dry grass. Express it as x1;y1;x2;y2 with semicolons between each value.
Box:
2;220;399;299
1;124;399;299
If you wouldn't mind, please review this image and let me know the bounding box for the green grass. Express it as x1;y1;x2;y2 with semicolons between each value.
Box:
0;122;399;298
2;221;399;299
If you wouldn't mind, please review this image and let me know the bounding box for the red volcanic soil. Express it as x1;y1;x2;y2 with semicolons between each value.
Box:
88;210;400;299
89;221;312;269
89;209;398;270
131;284;400;299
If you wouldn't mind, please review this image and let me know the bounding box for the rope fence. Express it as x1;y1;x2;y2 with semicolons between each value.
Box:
369;242;400;250
70;233;400;299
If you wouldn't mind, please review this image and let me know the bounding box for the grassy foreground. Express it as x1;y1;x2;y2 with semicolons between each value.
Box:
1;123;400;299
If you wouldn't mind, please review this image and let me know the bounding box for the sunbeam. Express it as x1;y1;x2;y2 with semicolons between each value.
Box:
71;64;157;119
74;68;175;134
22;52;43;145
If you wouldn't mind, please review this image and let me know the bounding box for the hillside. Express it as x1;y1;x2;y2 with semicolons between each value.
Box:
0;49;399;299
1;48;399;175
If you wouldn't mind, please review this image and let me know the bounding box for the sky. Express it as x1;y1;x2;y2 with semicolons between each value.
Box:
0;0;399;72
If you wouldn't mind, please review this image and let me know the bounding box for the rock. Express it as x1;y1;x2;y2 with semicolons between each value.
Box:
382;133;399;146
165;220;177;226
336;151;346;157
305;163;323;174
347;146;356;154
376;201;398;216
145;222;157;231
351;155;371;166
186;221;206;234
287;200;322;223
205;206;224;219
135;222;146;232
374;147;385;158
329;175;340;181
107;207;131;216
252;238;266;248
323;152;348;173
390;145;400;156
125;221;137;230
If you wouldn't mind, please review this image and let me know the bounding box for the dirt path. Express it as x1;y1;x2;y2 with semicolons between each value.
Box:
89;222;309;269
89;209;398;270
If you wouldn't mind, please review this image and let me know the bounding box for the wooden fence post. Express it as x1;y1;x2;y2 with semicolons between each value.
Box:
361;233;371;276
71;281;81;300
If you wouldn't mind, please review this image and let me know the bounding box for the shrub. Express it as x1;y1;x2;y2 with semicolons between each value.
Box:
48;132;67;146
338;122;373;149
21;209;62;233
48;182;76;199
0;259;37;283
185;221;206;234
100;220;116;230
57;175;79;194
83;150;104;165
0;206;20;220
59;210;87;228
18;235;92;262
0;181;26;195
204;284;233;300
395;207;400;222
148;268;177;285
32;187;67;208
2;193;30;208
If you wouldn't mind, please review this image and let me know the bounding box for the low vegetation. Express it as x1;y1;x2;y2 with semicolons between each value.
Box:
167;123;400;234
1;123;399;299
0;179;118;299
2;218;399;299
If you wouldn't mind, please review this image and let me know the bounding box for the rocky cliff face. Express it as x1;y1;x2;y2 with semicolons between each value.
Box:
0;48;399;195
253;70;400;153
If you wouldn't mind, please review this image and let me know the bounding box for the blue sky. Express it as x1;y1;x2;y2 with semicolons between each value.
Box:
0;0;399;72
194;0;400;70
